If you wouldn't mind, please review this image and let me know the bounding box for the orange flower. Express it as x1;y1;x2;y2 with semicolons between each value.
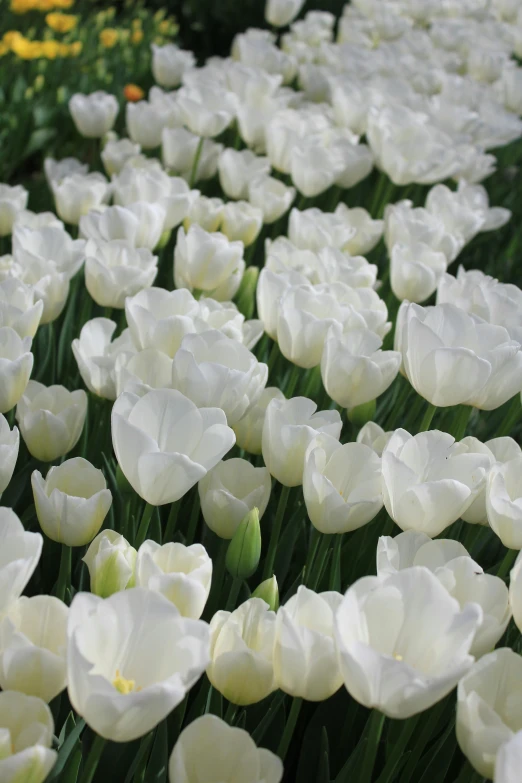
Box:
123;83;144;102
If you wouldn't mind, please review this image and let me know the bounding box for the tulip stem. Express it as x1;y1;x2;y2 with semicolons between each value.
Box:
189;136;204;188
497;547;517;580
80;733;106;783
135;502;154;549
185;496;200;544
267;340;280;378
277;697;303;760
225;577;242;612
360;710;385;783
329;534;343;592
263;484;291;580
418;402;437;433
303;527;320;585
284;363;301;398
308;533;332;591
497;394;521;437
164;500;180;542
224;702;238;725
56;544;71;603
448;405;473;441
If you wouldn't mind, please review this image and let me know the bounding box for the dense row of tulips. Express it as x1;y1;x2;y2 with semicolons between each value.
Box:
1;0;522;781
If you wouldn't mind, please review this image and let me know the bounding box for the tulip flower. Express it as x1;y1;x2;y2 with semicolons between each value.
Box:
115;347;172;397
83;530;137;598
151;43;195;89
162;128;223;181
226;508;262;580
0;278;44;339
12;224;85;280
171;330;268;426
16;382;87;462
72;318;136;400
0;328;33;414
67;588;210;742
126;100;173;149
112;388;235;506
0;691;57;783
174;224;245;302
101;138;141;176
183;196;224;233
0;508;42;617
457;648;522;778
51;172;110;226
14;209;63;231
125;286;199;357
496;732;522;783
265;0;305;26
248;175;296;224
390;243;448;303
199;458;271;539
335;566;482;718
135;541;212;619
486;456;522;548
69;91;118;138
10;255;70;326
207;598;276;705
169;714;283;783
0;595;68;702
233;387;285;456
0;184;28;237
32;458;112;546
218;148;270;201
177;85;237;138
220;201;263;247
356;421;393;456
304;439;383;534
84;239;158;308
44;156;88;186
274;586;344;701
0;412;19;494
80;203;166;251
381;429;489;537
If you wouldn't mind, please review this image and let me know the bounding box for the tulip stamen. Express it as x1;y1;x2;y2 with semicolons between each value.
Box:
393;653;403;662
112;669;141;694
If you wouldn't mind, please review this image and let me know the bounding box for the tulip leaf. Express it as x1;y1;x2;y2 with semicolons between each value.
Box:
417;720;456;783
145;720;169;783
23;128;58;162
317;727;331;783
46;717;85;782
124;732;154;783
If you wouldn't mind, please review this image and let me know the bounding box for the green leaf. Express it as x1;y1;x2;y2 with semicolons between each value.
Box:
46;717;85;782
145;721;169;783
23;128;57;161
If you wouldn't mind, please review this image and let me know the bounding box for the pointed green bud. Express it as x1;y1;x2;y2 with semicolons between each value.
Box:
234;266;259;320
347;399;376;427
226;507;261;580
251;575;279;612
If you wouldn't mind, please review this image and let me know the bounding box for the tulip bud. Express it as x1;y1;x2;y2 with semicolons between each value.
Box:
235;266;259;320
347;399;376;427
83;530;137;598
226;508;261;580
252;575;279;612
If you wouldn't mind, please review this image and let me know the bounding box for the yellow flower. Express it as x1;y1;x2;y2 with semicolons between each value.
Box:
0;43;8;57
45;12;78;33
68;40;82;56
100;28;118;48
34;74;45;90
10;0;34;13
11;37;42;59
53;0;75;7
131;28;143;45
131;18;142;29
41;39;60;59
3;31;24;48
158;20;170;35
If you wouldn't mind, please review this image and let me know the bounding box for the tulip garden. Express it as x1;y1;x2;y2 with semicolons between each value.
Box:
2;0;522;781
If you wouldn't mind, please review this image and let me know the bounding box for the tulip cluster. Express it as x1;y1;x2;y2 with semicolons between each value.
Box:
0;0;522;781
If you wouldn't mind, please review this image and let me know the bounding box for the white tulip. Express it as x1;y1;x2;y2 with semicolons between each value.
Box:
14;209;63;231
101;138;141;176
32;458;112;546
0;413;19;494
125;287;199;357
169;714;283;783
0;278;43;339
0;595;68;702
233;386;285;456
356;421;393;456
220;201;263;247
177;85;237;138
162;127;223;181
390;242;448;304
334;204;383;256
85;239;158;308
0;508;42;617
0;185;28;237
12;224;85;280
304;439;383;534
335;566;482;718
218;149;271;201
288;207;355;252
248;176;295;224
44;156;88;186
80;203;166;251
152;44;195;89
126;100;174;149
174;224;245;302
262;396;342;487
0;691;57;783
51;172;110;226
0;327;33;414
171;330;267;426
457;648;522;778
382;429;489;537
72;318;136;400
183;195;224;233
69;91;118;138
265;0;305;26
135;541;211;619
112;388;235;506
384;199;461;264
207;598;276;705
274;586;343;701
10;255;69;326
487;456;522;549
115;347;172;398
83;530;137;598
496;732;522;783
199;458;271;539
16;381;87;462
67;588;210;742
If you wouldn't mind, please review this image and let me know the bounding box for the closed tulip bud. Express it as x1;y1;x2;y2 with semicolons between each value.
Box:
226;508;261;580
32;458;112;547
135;541;212;619
67;588;210;742
207;598;276;705
0;691;57;783
169;714;283;783
221;201;263;247
0;509;43;617
101;138;141;176
457;649;522;778
112;388;236;506
390;242;448;303
83;530;136;597
252;576;279;612
0;595;68;703
0;328;33;414
274;586;343;701
0;413;19;495
235;267;259;320
51;173;110;226
69;91;118;138
336;567;482;718
16;382;87;463
0;185;28;237
486;456;522;549
84;239;158;308
265;0;305;26
152;43;195;89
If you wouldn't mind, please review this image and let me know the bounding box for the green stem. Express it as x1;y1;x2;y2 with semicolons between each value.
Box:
263;485;291;580
418;402;437;433
375;718;416;783
56;544;72;603
224;702;238;725
284;363;301;398
308;533;331;591
449;405;473;441
329;534;343;592
497;548;517;580
134;502;154;549
185;496;200;544
164;500;180;542
277;697;303;761
303;527;320;585
225;577;242;612
360;710;385;783
267;340;280;378
189;136;204;188
103;306;113;321
497;394;521;437
79;734;106;783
